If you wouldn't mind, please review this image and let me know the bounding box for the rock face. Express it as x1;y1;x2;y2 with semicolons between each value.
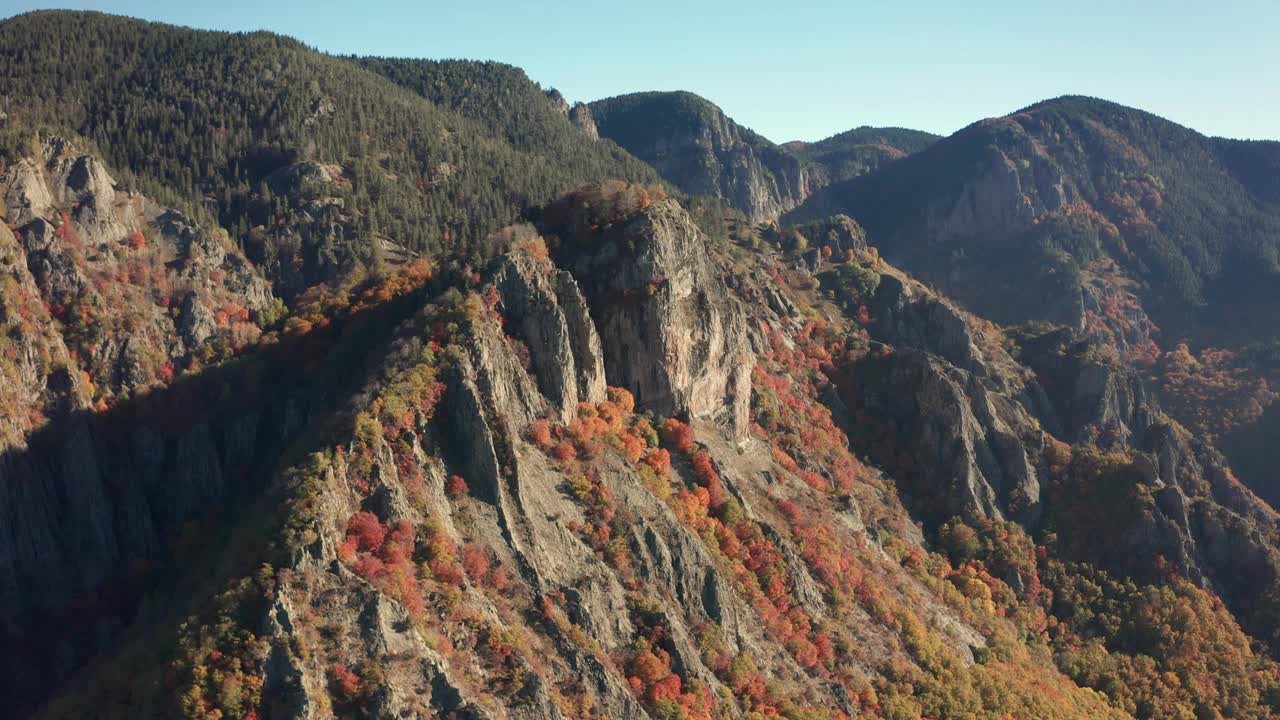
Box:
0;138;277;404
785;95;1280;357
587;95;935;223
926;142;1072;244
0;139;285;712
590;92;808;222
568;102;599;141
849;272;1045;524
0;356;326;713
491;251;607;423
556;198;754;439
792;214;868;257
5;149;1277;718
831;258;1280;656
235;282;861;719
11;16;1280;716
0;223;85;447
545;88;571;117
854;348;1044;524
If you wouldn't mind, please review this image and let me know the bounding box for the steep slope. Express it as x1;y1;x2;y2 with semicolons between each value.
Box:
0;136;277;434
0;11;660;297
787;96;1280;503
788;95;1280;348
589;92;935;223
20;184;1205;720
352;58;638;170
739;214;1280;717
4;13;1280;720
0;135;452;712
589;92;808;222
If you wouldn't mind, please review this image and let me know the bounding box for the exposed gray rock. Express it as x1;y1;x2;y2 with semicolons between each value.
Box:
569;102;598;141
492;252;606;423
17;218;88;301
793;214;867;256
3;158;52;225
265;161;342;200
560;199;754;440
545;88;570;117
178;291;218;349
853;349;1041;524
872;272;987;376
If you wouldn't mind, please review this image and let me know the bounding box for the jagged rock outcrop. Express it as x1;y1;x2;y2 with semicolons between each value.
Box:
265;161;345;199
491;251;607;423
840;269;1045;524
872;273;990;377
545;88;571;117
826;252;1280;659
2;186;1158;720
4;158;54;225
850;348;1043;524
554;198;754;440
248;162;374;300
792;214;868;256
568;102;599;141
0;224;86;446
15;16;1280;716
0;138;277;401
588;95;938;223
926;142;1073;244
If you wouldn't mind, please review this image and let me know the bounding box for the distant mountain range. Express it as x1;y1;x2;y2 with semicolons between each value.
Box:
588;90;940;221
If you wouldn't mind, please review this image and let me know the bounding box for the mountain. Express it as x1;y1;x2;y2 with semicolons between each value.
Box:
782;126;940;188
0;11;660;298
588;91;936;222
589;91;807;222
786;96;1280;504
5;11;1280;720
16;167;1280;720
788;95;1280;346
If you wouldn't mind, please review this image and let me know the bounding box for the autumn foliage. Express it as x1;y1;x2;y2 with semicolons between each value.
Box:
327;663;361;702
447;474;469;497
659;418;695;454
338;512;424;615
1154;342;1274;441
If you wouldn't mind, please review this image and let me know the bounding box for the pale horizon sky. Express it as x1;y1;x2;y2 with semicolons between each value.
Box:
2;1;1277;143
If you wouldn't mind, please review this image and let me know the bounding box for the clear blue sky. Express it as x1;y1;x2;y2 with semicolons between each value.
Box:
3;1;1277;142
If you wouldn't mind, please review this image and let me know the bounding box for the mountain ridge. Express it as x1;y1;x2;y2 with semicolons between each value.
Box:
587;90;939;221
3;11;1280;720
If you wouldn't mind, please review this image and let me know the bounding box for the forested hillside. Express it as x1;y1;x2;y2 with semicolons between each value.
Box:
786;96;1280;505
0;11;659;295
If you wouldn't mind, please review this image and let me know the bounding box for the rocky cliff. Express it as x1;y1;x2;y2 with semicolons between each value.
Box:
589;93;937;223
786;96;1280;522
0;138;277;423
548;194;755;440
590;92;808;222
830;253;1280;663
17;185;1157;720
787;96;1280;351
